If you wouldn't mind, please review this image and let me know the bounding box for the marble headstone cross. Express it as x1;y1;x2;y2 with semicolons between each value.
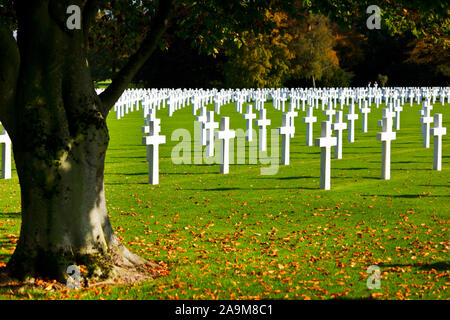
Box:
279;113;295;165
195;106;208;146
243;104;257;142
421;104;434;148
142;114;166;185
286;104;298;138
215;117;236;174
256;108;271;152
345;103;359;143
331;111;347;159
377;108;396;180
324;103;336;123
360;101;371;133
302;106;317;147
315;121;337;190
205;111;219;157
0;124;12;180
393;101;403;130
430;113;447;171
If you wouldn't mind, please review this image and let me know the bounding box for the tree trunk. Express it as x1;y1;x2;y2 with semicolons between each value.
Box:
5;1;157;284
312;75;316;89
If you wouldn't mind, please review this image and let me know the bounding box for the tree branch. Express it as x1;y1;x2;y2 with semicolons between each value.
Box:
99;0;173;114
0;24;20;133
83;0;99;36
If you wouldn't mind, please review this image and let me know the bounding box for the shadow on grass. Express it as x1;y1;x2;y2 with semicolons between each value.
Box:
418;184;449;188
345;152;378;155
0;212;21;219
0;268;63;297
392;168;431;171
252;176;317;180
379;262;449;271
193;187;240;192
107;172;147;176
362;194;448;198
110;156;146;159
104;182;149;185
392;161;414;164
162;172;213;175
345;146;378;149
290;151;320;155
186;186;318;191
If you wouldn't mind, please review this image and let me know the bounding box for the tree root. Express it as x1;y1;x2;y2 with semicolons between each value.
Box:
2;243;168;291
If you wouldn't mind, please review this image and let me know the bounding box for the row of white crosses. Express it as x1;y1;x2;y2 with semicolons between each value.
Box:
170;87;446;110
0;123;12;180
114;86;449;122
135;87;447;186
420;101;447;171
195;104;274;171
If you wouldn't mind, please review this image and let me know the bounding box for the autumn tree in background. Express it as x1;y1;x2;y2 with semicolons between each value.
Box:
223;11;294;88
403;3;449;80
289;13;340;88
407;38;450;79
223;10;355;89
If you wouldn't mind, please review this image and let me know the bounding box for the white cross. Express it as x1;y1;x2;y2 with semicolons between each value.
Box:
215;117;236;174
279;95;287;112
142;115;166;185
315;121;337;190
393;101;403;130
205;111;219;157
419;101;431;135
192;99;199;115
302;106;317;146
256;108;271;152
360;101;371;133
279;113;295;165
409;91;414;106
324;104;336;123
243;104;256;142
286;104;298;138
0;124;12;180
214;97;221;114
195;106;207;146
167;98;174;117
430;113;447;171
377;108;396;180
421;104;434;148
332;111;347;159
145;108;156;123
345;103;359;143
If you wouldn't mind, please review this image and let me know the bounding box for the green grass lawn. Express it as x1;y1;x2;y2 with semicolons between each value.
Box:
0;99;449;300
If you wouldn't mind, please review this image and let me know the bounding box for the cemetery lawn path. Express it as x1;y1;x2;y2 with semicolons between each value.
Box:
0;101;449;300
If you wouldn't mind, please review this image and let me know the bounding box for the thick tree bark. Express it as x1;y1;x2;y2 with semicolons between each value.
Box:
0;24;20;131
3;0;168;284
